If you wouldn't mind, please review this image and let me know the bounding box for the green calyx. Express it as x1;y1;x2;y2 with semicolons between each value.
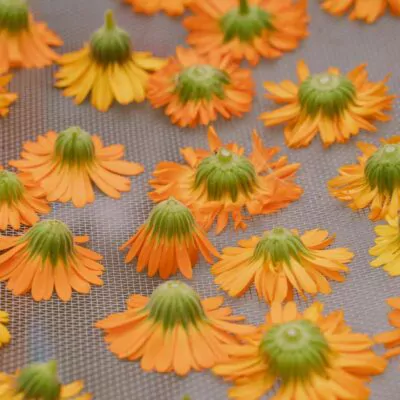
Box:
220;0;273;43
90;9;132;65
175;65;230;104
146;197;196;242
0;0;29;33
16;360;62;400
260;320;330;383
145;281;207;331
22;220;75;267
253;228;309;268
54;126;95;168
0;170;24;205
364;144;400;194
298;72;356;118
194;148;257;202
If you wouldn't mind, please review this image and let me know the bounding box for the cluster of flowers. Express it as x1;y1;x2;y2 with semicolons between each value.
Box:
0;0;400;399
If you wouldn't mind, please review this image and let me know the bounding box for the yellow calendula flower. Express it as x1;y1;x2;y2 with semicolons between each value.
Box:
55;10;166;111
0;360;92;399
0;74;17;117
213;302;387;400
0;310;11;348
260;60;394;148
328;137;400;221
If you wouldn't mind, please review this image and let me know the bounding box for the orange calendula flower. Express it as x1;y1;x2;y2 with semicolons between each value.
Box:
183;0;309;66
213;301;387;400
10;127;144;208
149;127;303;234
120;197;219;279
0;360;92;400
0;310;11;348
96;281;256;376
147;47;254;128
375;298;400;360
0;74;17;117
212;227;353;303
328;137;400;221
0;165;50;230
260;60;394;148
124;0;191;16
0;0;62;74
0;220;104;302
55;10;166;112
322;0;400;23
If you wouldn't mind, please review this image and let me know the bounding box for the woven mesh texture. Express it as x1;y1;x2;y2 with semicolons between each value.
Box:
1;0;400;399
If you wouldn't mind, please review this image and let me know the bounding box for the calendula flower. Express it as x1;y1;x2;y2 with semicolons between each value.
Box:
213;301;387;400
124;0;191;16
212;227;353;303
120;197;219;279
328;137;400;221
96;280;256;376
321;0;400;23
0;0;62;74
0;220;104;302
0;310;11;348
0;360;92;400
149;127;302;234
10;127;144;208
375;298;400;360
0;74;17;116
183;0;309;66
0;166;50;231
147;47;254;128
55;10;166;112
260;60;394;148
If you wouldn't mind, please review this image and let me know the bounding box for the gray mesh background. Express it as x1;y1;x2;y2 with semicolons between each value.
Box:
0;0;399;398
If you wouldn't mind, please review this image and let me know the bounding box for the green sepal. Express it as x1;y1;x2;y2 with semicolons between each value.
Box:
0;170;24;205
0;0;29;33
16;360;62;400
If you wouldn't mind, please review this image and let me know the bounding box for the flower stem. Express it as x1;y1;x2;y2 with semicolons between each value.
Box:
239;0;250;14
104;9;115;30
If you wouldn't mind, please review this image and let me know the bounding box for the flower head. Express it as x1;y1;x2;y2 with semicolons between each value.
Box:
0;310;11;348
0;360;92;400
212;227;353;303
321;0;400;23
124;0;191;16
120;197;219;279
0;165;50;230
0;220;104;301
213;302;387;400
10;127;144;208
149;127;302;234
184;0;309;66
96;280;256;376
375;298;400;360
0;74;17;116
148;47;254;128
0;0;62;73
55;10;166;111
328;137;400;220
261;60;394;148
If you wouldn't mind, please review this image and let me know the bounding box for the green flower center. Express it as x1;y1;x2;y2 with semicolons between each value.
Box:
175;65;230;104
253;227;309;268
0;170;24;205
16;360;62;400
298;72;356;118
145;281;207;331
54;126;95;168
90;10;132;65
0;0;29;33
22;220;75;267
220;0;273;43
194;148;257;202
260;320;330;383
147;197;196;241
364;144;400;195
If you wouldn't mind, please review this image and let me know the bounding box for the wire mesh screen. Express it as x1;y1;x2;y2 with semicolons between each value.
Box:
0;0;399;399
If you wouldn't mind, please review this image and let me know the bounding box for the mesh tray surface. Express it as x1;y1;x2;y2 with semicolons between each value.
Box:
1;0;400;399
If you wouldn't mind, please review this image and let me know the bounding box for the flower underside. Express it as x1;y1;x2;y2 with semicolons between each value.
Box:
0;170;24;205
0;0;29;33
